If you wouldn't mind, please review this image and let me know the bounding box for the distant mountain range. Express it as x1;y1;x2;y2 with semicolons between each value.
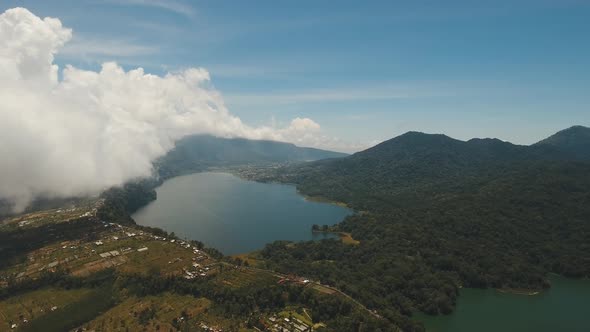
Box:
341;125;589;170
156;134;347;179
254;125;590;325
5;126;588;220
535;125;590;160
260;125;590;211
3;125;588;331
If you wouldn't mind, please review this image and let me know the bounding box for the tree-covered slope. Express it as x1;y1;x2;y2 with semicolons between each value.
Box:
535;125;590;160
259;131;571;212
156;134;347;179
248;127;590;330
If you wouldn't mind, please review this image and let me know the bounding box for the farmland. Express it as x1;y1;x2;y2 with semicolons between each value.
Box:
0;203;395;331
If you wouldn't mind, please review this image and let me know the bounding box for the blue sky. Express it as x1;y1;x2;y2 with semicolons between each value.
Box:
3;0;589;149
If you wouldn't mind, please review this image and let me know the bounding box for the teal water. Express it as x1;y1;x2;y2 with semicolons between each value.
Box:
132;172;352;255
417;275;590;332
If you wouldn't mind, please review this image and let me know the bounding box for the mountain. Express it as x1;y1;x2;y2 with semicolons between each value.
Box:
3;127;588;332
263;130;575;211
535;125;590;160
156;135;347;179
251;127;590;325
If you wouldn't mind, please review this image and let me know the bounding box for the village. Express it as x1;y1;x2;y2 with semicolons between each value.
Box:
0;203;365;331
265;315;313;332
1;214;217;285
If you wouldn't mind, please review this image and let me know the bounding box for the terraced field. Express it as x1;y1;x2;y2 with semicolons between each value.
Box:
215;266;277;289
80;293;212;332
0;204;395;331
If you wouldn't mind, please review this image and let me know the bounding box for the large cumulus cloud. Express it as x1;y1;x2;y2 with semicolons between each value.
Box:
0;7;346;212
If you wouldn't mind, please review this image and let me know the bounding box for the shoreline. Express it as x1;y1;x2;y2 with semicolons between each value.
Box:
300;194;350;209
212;168;351;211
496;288;542;296
312;230;360;245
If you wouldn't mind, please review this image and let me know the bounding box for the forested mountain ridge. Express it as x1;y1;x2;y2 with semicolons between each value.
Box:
3;128;587;331
241;126;590;331
251;129;581;213
535;125;590;160
156;134;347;179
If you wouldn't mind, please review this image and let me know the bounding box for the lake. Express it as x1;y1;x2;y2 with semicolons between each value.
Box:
132;172;352;255
417;275;590;332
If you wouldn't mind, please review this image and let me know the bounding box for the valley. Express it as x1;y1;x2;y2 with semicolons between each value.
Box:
0;203;391;331
2;3;589;331
132;172;350;255
1;126;589;332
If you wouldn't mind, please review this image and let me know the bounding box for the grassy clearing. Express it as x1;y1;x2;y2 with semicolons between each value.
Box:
215;266;277;289
311;230;360;245
278;307;313;326
301;194;349;208
339;232;360;245
311;284;336;295
232;251;264;267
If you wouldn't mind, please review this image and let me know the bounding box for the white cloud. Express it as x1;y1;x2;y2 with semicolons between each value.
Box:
0;7;354;212
61;36;159;59
247;118;370;153
104;0;196;18
206;64;303;78
225;86;419;106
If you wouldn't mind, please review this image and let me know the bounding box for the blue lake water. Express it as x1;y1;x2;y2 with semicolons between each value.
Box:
416;275;590;332
132;172;352;255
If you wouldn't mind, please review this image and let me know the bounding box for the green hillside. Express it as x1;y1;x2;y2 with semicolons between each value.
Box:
240;127;590;330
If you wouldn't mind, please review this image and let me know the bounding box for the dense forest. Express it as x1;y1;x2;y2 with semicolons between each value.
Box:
242;126;590;329
98;180;160;224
